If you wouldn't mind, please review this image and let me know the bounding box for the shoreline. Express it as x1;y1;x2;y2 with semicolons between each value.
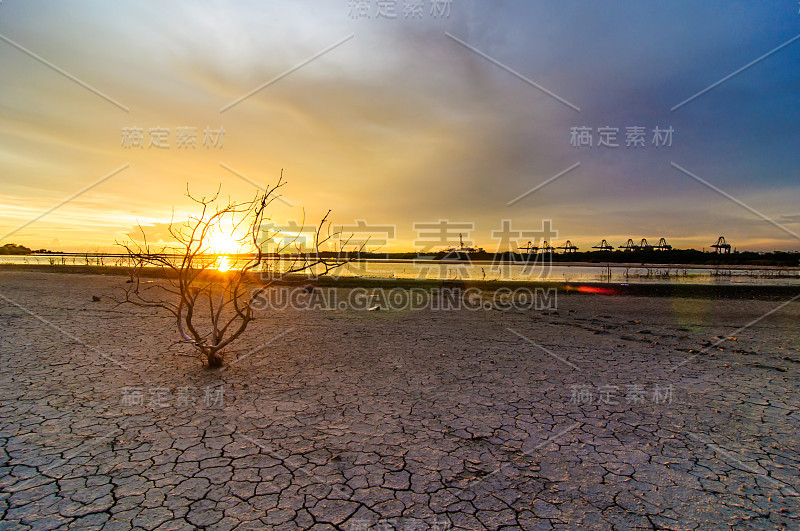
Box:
5;254;800;271
2;263;800;300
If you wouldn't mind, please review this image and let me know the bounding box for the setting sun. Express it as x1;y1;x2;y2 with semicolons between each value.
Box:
207;231;240;255
208;231;239;271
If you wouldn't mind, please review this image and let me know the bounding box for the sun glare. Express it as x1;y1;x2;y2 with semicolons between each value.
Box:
208;231;239;255
207;229;241;272
216;256;231;272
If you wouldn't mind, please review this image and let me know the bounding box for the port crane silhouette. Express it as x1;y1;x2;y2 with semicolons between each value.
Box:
518;240;553;253
654;238;672;250
710;236;731;254
556;240;579;253
517;236;723;253
592;239;614;251
618;238;672;251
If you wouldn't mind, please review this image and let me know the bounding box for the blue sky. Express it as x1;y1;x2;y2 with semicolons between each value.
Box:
1;1;798;251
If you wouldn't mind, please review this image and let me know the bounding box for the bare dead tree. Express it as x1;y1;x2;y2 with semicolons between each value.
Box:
117;174;352;368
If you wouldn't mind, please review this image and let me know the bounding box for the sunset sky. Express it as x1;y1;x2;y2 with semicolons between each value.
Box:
1;1;799;252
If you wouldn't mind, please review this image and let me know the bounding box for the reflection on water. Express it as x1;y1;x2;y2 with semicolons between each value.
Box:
2;255;799;286
332;260;800;286
216;256;231;272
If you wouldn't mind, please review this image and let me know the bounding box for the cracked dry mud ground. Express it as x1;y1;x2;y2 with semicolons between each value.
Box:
0;271;799;530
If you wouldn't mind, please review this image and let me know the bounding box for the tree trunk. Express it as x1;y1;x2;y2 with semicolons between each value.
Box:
206;350;224;368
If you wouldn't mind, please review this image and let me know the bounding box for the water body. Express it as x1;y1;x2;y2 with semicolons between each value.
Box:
336;259;800;286
3;255;799;286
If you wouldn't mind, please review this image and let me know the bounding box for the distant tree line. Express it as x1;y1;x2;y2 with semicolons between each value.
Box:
0;243;33;255
324;249;800;267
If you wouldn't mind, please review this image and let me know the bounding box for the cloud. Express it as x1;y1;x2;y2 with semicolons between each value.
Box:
127;222;177;244
1;1;798;251
776;214;800;225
